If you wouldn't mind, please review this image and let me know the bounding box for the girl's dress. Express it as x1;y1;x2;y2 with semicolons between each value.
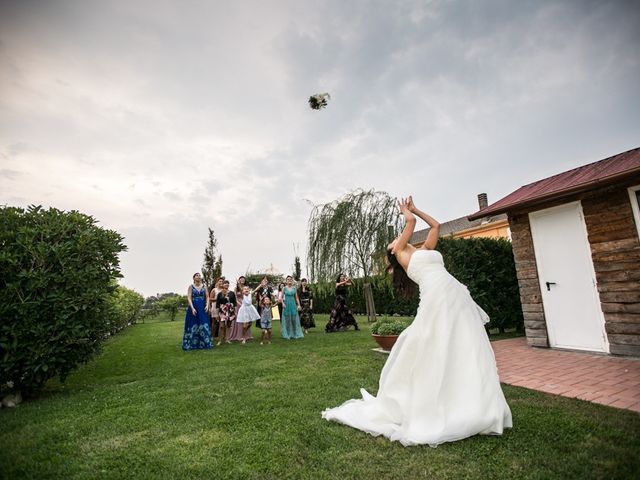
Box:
322;250;512;447
325;285;359;332
298;287;315;330
227;290;253;341
260;306;273;330
236;293;261;324
182;285;213;350
216;291;237;324
281;286;304;339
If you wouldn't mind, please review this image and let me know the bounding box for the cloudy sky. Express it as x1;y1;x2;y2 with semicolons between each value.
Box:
1;0;639;297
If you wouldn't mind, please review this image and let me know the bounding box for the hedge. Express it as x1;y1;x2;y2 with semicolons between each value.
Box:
107;284;144;334
0;206;126;396
310;237;523;332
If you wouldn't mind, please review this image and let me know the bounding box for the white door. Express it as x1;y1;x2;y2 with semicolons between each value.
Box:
529;202;608;352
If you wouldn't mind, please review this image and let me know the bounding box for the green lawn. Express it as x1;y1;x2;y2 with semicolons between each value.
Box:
1;316;638;479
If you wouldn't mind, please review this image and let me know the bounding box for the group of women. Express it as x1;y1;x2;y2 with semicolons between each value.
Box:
181;274;318;350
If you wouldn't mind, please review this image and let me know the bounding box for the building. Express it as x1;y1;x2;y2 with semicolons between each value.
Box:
410;193;510;247
468;147;640;356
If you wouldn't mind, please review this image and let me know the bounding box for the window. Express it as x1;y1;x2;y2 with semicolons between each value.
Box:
629;185;640;239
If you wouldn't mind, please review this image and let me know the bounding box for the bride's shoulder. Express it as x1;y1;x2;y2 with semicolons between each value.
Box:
395;243;416;259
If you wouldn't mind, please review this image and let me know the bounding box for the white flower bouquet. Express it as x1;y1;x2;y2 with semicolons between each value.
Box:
309;92;331;110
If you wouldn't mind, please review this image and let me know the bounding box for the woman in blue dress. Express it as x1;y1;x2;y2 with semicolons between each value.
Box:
281;275;304;339
182;272;213;350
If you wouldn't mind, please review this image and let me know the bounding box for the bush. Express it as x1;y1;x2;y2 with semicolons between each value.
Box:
437;237;523;332
310;276;420;317
0;206;126;396
371;318;409;335
107;284;144;334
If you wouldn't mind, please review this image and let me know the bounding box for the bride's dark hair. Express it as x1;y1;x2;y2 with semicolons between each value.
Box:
386;249;418;298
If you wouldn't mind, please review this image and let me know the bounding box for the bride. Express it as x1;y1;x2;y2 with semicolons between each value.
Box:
321;196;512;447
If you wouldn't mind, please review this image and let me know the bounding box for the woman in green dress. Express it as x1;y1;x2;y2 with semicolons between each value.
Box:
281;275;304;339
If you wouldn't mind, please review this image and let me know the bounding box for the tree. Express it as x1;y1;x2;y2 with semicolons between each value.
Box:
202;228;222;288
141;292;177;322
244;272;284;288
158;295;188;321
0;205;126;396
213;255;223;281
307;189;403;321
307;189;403;281
292;255;301;281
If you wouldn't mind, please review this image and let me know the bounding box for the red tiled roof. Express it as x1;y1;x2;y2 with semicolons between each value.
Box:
468;147;640;220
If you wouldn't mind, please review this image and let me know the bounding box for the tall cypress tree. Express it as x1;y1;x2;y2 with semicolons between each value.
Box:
202;228;220;289
293;255;301;281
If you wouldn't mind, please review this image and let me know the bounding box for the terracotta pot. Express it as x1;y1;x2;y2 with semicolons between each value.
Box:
372;334;399;352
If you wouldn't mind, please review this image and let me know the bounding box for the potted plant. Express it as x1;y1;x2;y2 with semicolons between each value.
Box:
371;318;409;351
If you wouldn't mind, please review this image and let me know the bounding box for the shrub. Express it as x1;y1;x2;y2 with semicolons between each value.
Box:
107;284;144;334
0;206;126;396
371;319;409;335
436;237;523;332
310;277;419;316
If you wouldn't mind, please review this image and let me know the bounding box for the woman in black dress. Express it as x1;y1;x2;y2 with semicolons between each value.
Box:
298;278;315;334
276;283;285;319
215;279;237;345
325;273;359;332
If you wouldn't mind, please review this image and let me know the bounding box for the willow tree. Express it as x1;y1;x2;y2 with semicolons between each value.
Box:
307;189;403;322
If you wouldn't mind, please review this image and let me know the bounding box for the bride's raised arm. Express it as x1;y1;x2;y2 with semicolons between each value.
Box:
408;196;440;250
392;198;417;254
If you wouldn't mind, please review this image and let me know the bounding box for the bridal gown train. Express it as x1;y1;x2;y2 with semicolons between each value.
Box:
321;249;512;447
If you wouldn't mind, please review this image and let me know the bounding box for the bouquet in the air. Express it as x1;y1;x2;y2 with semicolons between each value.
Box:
309;92;331;110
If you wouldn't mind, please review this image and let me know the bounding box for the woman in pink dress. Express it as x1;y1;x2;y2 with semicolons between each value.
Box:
227;276;253;342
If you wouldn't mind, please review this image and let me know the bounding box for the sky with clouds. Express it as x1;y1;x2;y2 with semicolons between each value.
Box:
1;0;639;297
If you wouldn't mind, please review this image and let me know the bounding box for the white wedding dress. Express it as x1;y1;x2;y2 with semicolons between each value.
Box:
321;249;512;447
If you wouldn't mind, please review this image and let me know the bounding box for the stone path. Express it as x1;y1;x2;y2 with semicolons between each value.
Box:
492;337;640;413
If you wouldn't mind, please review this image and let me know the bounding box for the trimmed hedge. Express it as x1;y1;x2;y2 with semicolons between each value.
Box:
310;237;523;332
0;206;126;396
107;284;144;334
437;237;523;332
311;276;419;317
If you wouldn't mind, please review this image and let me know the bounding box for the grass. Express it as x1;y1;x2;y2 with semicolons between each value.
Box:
1;315;638;479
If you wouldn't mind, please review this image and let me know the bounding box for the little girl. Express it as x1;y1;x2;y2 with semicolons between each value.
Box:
235;286;260;344
260;297;273;345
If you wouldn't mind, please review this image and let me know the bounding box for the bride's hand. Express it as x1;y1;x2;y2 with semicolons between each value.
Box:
407;195;417;213
398;198;415;221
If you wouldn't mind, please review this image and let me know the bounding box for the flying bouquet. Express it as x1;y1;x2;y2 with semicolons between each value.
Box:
309;92;331;110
